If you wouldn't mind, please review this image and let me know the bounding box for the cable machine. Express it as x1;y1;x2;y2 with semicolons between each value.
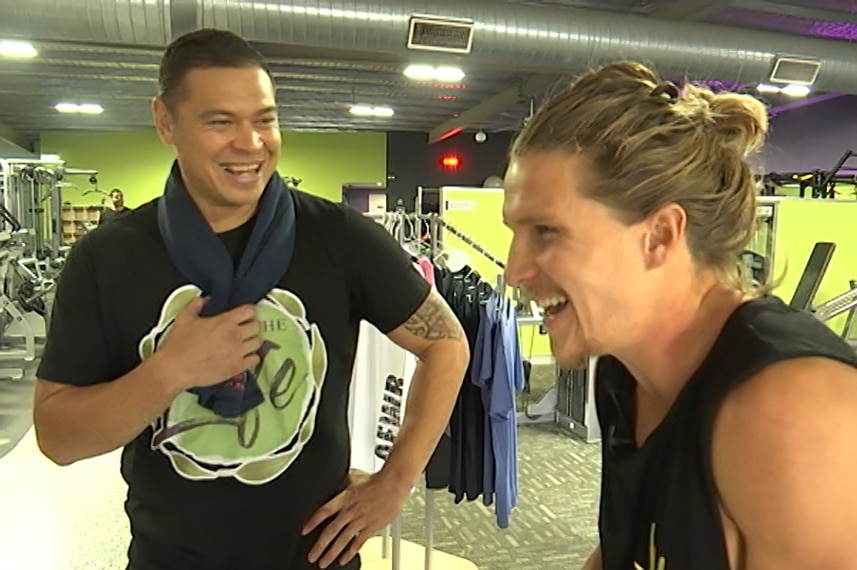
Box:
0;159;99;415
0;158;99;259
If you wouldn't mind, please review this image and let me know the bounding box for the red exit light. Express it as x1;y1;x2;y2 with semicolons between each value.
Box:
440;154;462;170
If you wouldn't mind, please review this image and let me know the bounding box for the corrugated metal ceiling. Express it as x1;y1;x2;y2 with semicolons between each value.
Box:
0;0;853;144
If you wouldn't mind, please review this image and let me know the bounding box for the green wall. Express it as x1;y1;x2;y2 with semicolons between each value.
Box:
770;199;857;337
445;190;857;359
440;187;554;359
40;130;387;207
41;131;174;207
279;132;387;201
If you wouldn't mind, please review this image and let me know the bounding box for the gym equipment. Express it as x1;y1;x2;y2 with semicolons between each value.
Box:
741;250;768;285
0;158;98;258
766;149;856;199
0;159;75;335
810;272;857;351
0;159;98;458
789;242;836;311
782;241;857;349
555;357;602;444
0;158;98;267
752;197;857;336
813;284;857;326
0;223;50;360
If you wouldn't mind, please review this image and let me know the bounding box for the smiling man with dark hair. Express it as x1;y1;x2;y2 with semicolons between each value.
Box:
33;28;469;570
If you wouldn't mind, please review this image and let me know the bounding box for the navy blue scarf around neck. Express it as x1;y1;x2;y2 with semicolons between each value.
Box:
157;161;297;418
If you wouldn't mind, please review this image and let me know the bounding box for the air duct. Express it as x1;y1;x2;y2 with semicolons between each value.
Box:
4;0;857;94
0;0;177;46
201;0;857;94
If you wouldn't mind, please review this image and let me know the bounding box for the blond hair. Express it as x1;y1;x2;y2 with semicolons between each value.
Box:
511;62;770;292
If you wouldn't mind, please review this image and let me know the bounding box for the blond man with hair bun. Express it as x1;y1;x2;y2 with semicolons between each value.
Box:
503;61;857;570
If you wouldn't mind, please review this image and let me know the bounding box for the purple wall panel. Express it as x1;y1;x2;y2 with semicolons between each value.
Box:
762;94;857;173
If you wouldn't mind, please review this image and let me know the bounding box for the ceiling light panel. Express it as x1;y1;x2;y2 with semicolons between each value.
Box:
0;40;38;58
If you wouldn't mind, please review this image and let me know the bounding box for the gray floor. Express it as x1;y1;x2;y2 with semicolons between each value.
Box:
0;337;44;461
0;375;35;461
0;364;602;570
395;362;602;569
396;423;601;569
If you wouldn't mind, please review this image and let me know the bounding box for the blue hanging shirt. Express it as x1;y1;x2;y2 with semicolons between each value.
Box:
473;291;526;528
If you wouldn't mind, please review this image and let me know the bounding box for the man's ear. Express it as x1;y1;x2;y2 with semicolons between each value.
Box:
152;97;175;146
642;203;686;270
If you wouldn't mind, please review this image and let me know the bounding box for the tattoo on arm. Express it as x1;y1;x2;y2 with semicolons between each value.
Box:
402;295;463;341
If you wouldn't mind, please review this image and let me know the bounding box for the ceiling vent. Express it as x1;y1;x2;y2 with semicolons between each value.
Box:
769;56;822;86
407;14;474;54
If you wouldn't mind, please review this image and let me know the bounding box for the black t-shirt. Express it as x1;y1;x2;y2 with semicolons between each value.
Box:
435;267;492;503
595;296;857;570
37;189;431;570
99;206;133;225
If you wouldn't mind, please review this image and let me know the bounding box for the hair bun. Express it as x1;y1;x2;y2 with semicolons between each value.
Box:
709;93;768;157
677;84;768;157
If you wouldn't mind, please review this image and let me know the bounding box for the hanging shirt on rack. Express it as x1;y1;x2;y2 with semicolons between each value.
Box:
415;257;435;288
473;289;526;529
473;291;498;509
348;239;434;475
425;265;492;503
348;321;417;474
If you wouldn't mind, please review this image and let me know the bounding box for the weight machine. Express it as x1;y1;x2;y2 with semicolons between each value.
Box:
0;158;97;390
766;149;857;199
0;158;99;258
813;282;857;338
784;241;857;348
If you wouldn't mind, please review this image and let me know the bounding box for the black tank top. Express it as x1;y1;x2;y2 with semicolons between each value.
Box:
595;296;857;570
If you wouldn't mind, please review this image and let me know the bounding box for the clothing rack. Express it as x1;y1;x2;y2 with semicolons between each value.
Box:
372;211;507;274
362;210;479;570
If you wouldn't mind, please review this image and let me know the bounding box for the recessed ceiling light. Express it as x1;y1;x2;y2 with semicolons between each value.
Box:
0;40;38;58
372;106;395;117
77;103;105;114
780;84;811;97
349;105;394;117
756;83;781;94
404;64;465;83
404;65;436;80
435;66;465;82
55;103;104;114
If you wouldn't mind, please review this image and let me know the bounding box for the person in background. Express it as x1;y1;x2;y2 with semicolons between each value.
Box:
502;61;857;570
33;29;469;570
98;188;133;225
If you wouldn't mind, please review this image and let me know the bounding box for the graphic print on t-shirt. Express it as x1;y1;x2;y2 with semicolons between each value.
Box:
375;374;404;461
138;284;328;486
634;523;667;570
